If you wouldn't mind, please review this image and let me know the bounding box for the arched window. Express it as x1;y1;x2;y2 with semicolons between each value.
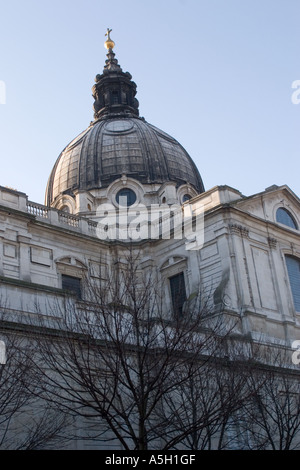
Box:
111;91;119;105
182;194;192;203
60;205;70;213
285;256;300;312
276;208;298;230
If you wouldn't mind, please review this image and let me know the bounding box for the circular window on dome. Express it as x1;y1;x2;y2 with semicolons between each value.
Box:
116;188;137;207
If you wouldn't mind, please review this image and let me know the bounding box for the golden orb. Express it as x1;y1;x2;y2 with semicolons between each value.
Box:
104;39;115;50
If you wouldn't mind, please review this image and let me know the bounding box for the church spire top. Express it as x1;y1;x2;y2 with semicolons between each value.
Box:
92;29;139;120
104;28;115;50
103;28;121;73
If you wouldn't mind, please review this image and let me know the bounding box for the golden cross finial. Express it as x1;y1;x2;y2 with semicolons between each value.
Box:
104;28;115;50
105;28;112;40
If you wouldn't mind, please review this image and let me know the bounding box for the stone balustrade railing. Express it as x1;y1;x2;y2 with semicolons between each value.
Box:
58;211;80;228
0;187;98;237
27;201;49;219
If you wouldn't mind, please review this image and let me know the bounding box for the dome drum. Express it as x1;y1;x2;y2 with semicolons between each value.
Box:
93;72;139;120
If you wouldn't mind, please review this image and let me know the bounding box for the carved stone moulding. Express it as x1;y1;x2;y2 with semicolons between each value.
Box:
229;223;249;238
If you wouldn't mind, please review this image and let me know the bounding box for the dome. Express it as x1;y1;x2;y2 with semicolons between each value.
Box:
46;117;204;206
45;31;205;209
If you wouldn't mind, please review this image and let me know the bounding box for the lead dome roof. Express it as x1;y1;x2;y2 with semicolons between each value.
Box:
45;34;205;206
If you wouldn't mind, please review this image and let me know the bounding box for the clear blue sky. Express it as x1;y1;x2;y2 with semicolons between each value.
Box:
0;0;299;204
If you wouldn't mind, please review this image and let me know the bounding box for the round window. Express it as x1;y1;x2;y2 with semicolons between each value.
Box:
116;188;137;207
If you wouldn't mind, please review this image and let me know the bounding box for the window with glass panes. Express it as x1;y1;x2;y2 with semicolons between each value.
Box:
62;274;82;299
169;272;186;317
276;208;298;230
285;256;300;311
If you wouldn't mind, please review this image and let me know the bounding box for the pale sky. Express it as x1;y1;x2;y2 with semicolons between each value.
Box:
0;0;299;204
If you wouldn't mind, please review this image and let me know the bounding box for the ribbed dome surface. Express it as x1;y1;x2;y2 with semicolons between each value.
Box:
46;117;205;205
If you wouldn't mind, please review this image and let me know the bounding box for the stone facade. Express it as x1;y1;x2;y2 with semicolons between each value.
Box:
1;183;299;347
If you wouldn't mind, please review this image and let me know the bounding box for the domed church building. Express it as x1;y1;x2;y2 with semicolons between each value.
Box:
0;30;300;450
46;30;204;216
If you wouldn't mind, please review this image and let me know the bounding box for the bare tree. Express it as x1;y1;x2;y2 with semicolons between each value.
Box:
0;325;31;449
240;345;300;450
27;247;244;450
156;338;256;450
4;251;297;450
0;304;73;450
0;327;68;449
5;251;298;450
